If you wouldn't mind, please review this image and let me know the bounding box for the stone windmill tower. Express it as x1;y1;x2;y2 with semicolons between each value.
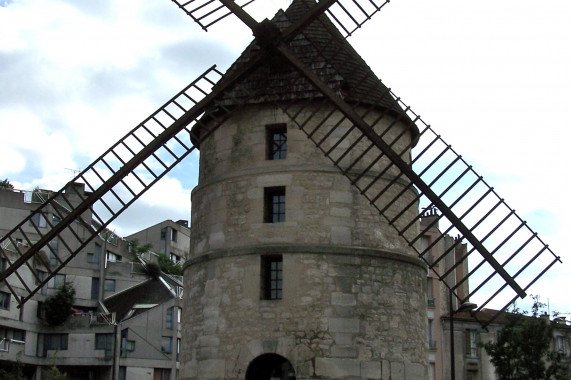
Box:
1;0;561;379
183;1;426;378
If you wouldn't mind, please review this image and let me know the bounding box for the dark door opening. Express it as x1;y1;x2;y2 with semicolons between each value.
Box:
245;353;296;380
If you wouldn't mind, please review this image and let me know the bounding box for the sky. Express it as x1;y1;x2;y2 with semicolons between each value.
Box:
1;0;570;315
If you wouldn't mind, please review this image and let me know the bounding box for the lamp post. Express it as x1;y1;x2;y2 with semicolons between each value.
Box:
449;289;477;380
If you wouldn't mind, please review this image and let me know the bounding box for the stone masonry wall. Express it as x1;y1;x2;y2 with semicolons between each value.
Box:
181;250;427;379
183;104;427;379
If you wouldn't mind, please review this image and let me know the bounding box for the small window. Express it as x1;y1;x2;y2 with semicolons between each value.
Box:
166;307;174;330
35;270;47;285
95;333;114;351
37;333;68;357
171;229;178;242
0;257;7;273
465;330;479;357
52;213;61;225
266;124;287;160
91;278;100;300
104;279;116;292
119;367;127;380
0;291;11;310
161;336;173;353
106;251;122;262
428;319;436;350
264;187;286;223
30;212;47;228
48;274;66;289
261;255;283;300
426;278;435;307
12;329;25;343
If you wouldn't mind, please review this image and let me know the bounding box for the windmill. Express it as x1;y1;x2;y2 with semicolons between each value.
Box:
0;0;561;340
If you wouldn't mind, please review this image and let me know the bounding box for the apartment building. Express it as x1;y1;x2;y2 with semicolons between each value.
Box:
0;183;185;379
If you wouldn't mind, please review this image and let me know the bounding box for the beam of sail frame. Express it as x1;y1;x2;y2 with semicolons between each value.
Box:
211;0;560;327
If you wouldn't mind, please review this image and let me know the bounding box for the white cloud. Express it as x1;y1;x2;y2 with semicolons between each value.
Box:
1;0;570;314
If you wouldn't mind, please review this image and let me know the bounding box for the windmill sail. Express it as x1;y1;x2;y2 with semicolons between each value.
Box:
0;67;229;305
1;0;561;328
195;0;561;326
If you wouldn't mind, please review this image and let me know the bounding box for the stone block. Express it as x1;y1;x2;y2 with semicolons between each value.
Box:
390;361;405;380
315;357;360;377
331;292;356;306
331;345;357;358
197;359;226;378
331;226;352;244
405;362;425;379
361;361;382;379
329;317;359;333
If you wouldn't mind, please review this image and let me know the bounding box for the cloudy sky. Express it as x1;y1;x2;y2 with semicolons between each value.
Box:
1;0;570;314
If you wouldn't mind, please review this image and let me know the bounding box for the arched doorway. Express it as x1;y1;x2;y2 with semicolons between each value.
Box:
245;353;296;380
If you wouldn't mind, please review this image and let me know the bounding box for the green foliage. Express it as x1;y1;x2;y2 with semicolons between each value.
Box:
128;239;153;260
0;359;26;380
43;284;75;326
482;296;567;380
143;262;161;279
0;178;14;190
157;253;183;276
45;365;67;380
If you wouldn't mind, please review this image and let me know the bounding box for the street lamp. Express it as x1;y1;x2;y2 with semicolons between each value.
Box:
449;289;477;380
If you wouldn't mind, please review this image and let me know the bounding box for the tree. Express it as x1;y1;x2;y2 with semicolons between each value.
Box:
0;178;14;190
157;252;183;276
43;284;75;326
482;296;567;380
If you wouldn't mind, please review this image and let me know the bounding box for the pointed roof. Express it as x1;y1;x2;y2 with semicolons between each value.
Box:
214;0;405;116
103;278;175;322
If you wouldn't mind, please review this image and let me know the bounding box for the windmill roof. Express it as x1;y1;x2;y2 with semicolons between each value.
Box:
213;0;405;116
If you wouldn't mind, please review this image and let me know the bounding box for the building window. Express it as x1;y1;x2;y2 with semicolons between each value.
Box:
48;239;59;266
261;255;283;300
161;336;173;353
95;333;114;357
48;274;66;289
465;330;479;357
1;257;7;273
35;270;47;285
88;243;102;268
119;367;126;380
264;187;285;223
106;251;122;262
12;329;25;343
428;319;436;350
52;213;61;225
0;291;11;310
0;328;8;351
104;279;116;292
170;253;181;264
166;307;174;330
266;124;287;160
556;336;566;353
427;277;435;307
120;329;135;358
171;229;178;242
37;333;68;357
466;370;478;380
30;211;47;228
154;368;171;380
428;363;435;380
91;278;100;300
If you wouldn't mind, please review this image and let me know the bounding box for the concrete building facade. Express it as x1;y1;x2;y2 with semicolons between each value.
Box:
0;184;184;379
